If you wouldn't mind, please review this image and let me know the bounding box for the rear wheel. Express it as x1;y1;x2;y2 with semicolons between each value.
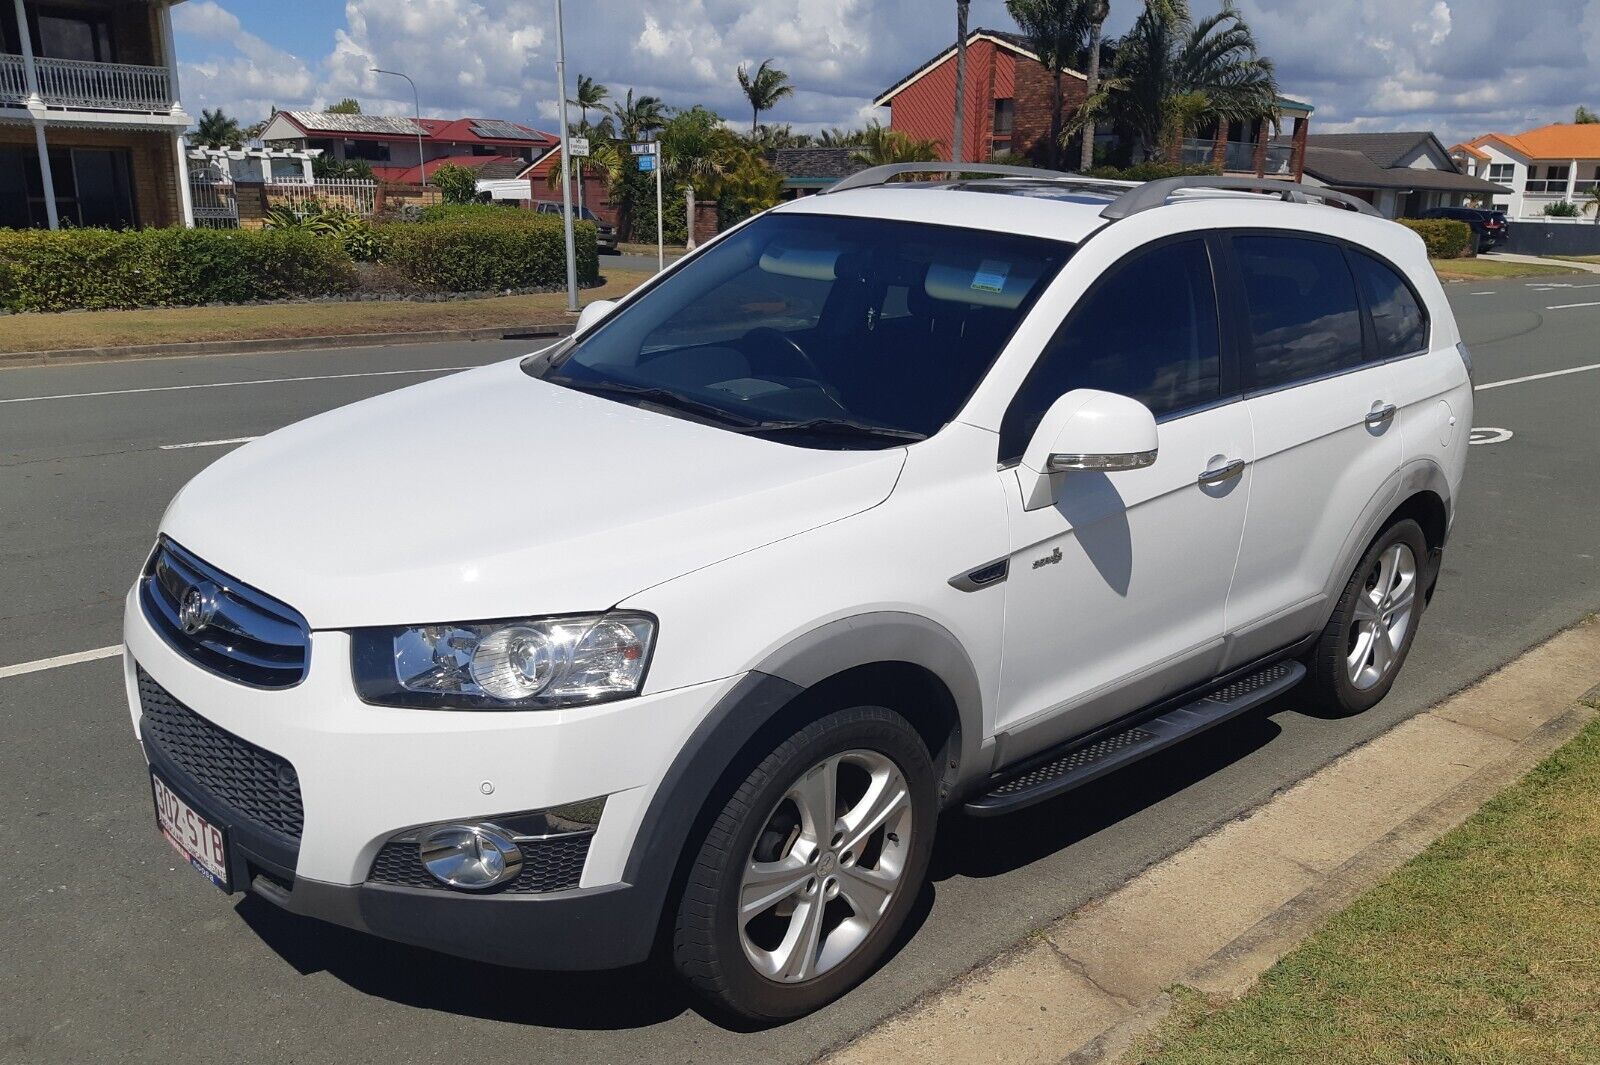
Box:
1305;519;1428;715
672;706;937;1021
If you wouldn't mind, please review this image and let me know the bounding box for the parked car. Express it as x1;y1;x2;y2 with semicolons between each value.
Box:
534;200;618;253
1420;206;1510;252
126;168;1471;1022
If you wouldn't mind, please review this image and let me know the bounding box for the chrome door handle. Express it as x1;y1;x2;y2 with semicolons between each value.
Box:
1365;403;1398;428
1198;459;1246;486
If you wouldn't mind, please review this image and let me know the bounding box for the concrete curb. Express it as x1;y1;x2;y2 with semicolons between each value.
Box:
819;618;1600;1065
0;322;574;369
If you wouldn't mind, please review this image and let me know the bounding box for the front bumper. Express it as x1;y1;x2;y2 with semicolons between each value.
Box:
124;585;738;969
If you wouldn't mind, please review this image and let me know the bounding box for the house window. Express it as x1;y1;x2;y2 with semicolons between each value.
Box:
343;139;391;162
992;99;1015;155
33;8;116;62
1487;163;1514;183
0;146;136;229
1544;165;1571;182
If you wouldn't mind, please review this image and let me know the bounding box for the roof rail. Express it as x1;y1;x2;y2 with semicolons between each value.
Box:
824;162;1083;194
1101;176;1383;220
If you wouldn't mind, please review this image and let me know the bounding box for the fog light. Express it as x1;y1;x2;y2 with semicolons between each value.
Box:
418;824;523;891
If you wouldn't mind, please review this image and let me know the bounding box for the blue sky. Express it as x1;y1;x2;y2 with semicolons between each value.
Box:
172;0;1600;146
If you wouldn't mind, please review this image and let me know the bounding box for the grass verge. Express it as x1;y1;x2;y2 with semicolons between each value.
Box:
0;271;652;355
1431;258;1585;281
1132;714;1600;1064
1551;255;1600;265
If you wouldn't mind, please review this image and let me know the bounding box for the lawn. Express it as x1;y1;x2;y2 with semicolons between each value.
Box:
1431;258;1586;281
0;271;652;355
1552;255;1600;265
1133;712;1600;1064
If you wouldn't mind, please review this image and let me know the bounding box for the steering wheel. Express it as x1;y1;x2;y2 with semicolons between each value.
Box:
743;327;822;380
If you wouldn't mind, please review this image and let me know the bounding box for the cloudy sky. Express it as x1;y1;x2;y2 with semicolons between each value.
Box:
173;0;1600;146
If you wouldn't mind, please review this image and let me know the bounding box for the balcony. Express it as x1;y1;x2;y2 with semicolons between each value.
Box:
1179;138;1296;176
1;53;175;113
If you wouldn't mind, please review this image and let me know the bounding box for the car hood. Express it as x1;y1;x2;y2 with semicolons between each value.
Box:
160;358;906;629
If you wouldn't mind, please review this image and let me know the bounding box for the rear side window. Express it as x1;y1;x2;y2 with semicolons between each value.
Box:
1350;251;1428;358
1000;238;1221;461
1235;235;1365;390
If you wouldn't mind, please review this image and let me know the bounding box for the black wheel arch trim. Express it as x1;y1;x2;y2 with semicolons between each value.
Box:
1319;456;1453;631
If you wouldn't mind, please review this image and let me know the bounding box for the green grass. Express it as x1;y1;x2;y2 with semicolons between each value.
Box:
1551;255;1600;265
1133;716;1600;1064
0;271;651;355
1431;258;1585;280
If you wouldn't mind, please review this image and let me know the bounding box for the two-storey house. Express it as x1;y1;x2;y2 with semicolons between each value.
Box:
1452;124;1600;219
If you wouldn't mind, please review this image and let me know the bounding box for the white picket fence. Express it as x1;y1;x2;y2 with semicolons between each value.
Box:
266;179;378;217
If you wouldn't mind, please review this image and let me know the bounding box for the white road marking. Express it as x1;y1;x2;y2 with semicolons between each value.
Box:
1477;361;1600;391
0;365;475;405
159;437;260;451
1546;301;1600;310
1470;427;1514;445
0;645;121;681
1470;291;1498;295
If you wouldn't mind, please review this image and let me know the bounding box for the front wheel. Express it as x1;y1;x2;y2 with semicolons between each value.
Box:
672;706;937;1021
1304;519;1429;715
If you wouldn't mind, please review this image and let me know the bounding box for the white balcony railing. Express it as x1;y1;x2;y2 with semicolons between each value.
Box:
0;53;175;112
1178;137;1295;176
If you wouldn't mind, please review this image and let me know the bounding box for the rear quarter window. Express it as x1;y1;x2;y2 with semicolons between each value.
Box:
1350;251;1429;359
1234;235;1365;391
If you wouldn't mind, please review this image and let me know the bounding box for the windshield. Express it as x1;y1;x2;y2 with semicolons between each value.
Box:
533;212;1072;447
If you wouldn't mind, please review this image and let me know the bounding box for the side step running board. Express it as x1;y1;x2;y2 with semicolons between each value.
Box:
965;660;1306;817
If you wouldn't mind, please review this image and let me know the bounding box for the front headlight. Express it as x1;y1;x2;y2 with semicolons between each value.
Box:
351;612;655;710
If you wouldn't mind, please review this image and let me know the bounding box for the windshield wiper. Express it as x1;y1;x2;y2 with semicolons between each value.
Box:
742;418;928;444
556;378;761;427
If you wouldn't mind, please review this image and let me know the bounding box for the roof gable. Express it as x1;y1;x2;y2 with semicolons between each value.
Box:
874;27;1082;108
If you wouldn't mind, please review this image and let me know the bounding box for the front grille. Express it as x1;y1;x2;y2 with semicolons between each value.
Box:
137;667;304;842
368;834;591;893
140;538;311;689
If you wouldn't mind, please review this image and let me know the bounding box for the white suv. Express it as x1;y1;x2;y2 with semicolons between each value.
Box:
125;167;1471;1020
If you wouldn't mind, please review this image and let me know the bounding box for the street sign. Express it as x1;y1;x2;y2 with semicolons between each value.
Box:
630;141;659;156
569;136;590;158
637;154;656;172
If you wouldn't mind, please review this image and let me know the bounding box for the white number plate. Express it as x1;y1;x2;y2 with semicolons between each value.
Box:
152;773;230;891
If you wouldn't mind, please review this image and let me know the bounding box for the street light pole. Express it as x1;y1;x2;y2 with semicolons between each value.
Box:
370;67;427;187
552;0;580;313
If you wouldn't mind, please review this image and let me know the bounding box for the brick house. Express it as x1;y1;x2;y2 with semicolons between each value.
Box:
2;0;194;229
261;111;559;185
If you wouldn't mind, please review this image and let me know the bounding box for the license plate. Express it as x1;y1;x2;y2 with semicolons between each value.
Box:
151;772;230;892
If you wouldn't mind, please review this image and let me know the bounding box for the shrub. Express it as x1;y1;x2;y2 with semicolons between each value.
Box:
1085;161;1223;181
1397;218;1473;259
0;226;357;312
263;200;384;262
415;201;521;225
432;164;481;205
1543;200;1582;218
377;211;599;292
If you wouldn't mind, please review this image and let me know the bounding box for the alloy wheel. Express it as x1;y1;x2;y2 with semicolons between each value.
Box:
1346;542;1418;691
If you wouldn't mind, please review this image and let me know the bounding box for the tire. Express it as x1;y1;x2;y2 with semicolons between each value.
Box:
672;705;938;1021
1304;519;1429;715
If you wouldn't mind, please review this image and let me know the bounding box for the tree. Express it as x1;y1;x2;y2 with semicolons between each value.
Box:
1576;105;1600;124
327;98;362;114
1110;0;1278;163
750;123;812;150
432;163;479;204
952;1;971;163
736;58;794;136
816;127;868;147
851;121;943;166
194;107;243;149
608;88;667;142
1006;0;1095;168
571;75;609;126
313;155;375;181
1079;0;1111;170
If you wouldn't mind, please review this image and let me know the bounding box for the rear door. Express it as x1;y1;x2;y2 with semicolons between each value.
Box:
1222;233;1403;666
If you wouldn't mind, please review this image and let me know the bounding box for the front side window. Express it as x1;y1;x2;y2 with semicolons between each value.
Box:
999;239;1222;461
534;213;1071;446
1350;252;1428;359
1235;235;1365;391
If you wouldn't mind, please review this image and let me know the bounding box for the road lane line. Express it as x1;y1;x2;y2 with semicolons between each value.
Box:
1469;291;1498;295
1477;361;1600;391
1547;301;1600;310
0;645;121;681
0;365;476;405
159;437;260;451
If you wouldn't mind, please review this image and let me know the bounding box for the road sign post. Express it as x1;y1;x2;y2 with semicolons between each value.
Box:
552;0;578;313
569;137;589;218
633;142;664;271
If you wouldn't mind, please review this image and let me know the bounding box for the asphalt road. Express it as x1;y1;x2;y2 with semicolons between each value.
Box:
1;277;1597;1064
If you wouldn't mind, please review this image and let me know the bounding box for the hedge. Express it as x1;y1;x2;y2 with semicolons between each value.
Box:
0;227;357;312
1398;218;1473;259
377;212;599;292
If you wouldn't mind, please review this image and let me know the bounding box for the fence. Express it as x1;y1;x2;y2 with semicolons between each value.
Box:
188;173;239;228
1;55;176;112
264;179;378;217
1503;218;1600;257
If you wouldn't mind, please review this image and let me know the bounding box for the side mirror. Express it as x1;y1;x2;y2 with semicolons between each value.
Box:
575;299;618;335
1019;390;1159;511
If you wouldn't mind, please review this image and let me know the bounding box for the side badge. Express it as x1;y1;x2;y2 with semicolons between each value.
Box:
1032;547;1063;570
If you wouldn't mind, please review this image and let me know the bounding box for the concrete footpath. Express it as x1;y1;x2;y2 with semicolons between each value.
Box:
822;619;1600;1065
1486;251;1600;274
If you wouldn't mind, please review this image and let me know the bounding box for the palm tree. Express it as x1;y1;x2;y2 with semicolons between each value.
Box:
736;59;794;136
1078;0;1111;169
1111;0;1278;163
570;75;609;127
816;127;867;147
194;108;243;149
851;121;942;166
607;89;666;142
952;1;971;163
1006;0;1095;168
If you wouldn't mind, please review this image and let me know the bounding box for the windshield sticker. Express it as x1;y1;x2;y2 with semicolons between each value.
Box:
972;261;1010;294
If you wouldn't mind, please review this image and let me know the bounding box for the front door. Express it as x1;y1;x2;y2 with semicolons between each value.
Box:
992;237;1252;754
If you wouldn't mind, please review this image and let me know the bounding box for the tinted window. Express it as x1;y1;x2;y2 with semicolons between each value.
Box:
1235;235;1365;390
999;239;1221;461
1351;252;1428;358
542;214;1071;445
